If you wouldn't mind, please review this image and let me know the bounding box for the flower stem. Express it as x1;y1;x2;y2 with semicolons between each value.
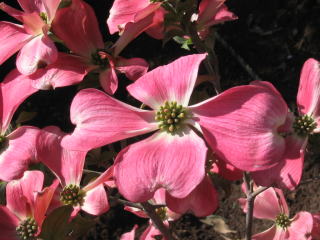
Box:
243;172;269;240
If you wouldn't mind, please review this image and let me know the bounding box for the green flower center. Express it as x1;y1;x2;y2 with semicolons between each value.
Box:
293;114;317;137
155;101;189;134
155;207;167;221
16;217;38;240
39;12;48;23
91;49;110;68
275;213;291;229
60;184;86;207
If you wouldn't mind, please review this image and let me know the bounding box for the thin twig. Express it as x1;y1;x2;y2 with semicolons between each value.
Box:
109;196;144;210
243;172;269;240
141;202;176;240
215;32;262;81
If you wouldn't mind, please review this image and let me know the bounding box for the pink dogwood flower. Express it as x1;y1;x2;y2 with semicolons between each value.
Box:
248;59;320;190
239;187;313;240
36;126;112;216
0;0;61;75
0;170;58;240
51;0;148;94
0;73;40;181
61;53;288;203
107;0;237;55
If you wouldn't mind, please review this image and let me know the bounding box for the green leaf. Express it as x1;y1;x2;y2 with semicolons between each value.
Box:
15;111;37;124
39;206;73;240
66;215;96;240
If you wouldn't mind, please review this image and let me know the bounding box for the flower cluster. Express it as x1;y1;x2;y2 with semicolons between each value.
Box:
0;0;319;239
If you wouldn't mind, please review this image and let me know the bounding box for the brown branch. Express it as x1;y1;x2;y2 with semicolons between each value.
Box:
141;202;176;240
243;172;269;240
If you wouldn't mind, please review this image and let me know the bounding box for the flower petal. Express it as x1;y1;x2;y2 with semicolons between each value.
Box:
0;206;20;238
166;176;218;217
83;166;114;192
0;22;30;65
297;58;320;118
52;0;103;57
1;70;38;133
36;126;87;186
127;54;207;109
191;83;289;171
61;88;157;151
211;159;243;181
251;135;306;190
198;0;225;25
33;179;59;227
81;184;109;216
42;0;60;22
120;224;138;240
107;0;151;34
113;13;155;56
116;57;149;81
252;225;283;240
140;222;164;240
99;67;118;95
239;187;282;220
29;53;88;90
16;35;58;75
0;126;40;181
6;171;44;220
288;212;313;240
114;130;207;202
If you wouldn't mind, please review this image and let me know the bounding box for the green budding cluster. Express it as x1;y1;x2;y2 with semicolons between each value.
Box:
60;184;86;207
155;101;188;134
293;114;317;137
275;213;291;229
16;217;38;240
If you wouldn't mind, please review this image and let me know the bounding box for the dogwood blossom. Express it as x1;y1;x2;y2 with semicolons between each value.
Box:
239;187;313;240
0;171;58;240
61;53;287;202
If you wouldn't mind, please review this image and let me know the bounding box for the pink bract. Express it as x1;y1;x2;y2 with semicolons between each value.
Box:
36;126;112;216
0;74;40;181
0;170;58;240
61;53;289;203
0;0;60;75
250;59;320;190
239;187;313;240
52;0;148;94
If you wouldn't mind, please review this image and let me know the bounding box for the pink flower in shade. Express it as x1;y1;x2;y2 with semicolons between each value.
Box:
0;170;58;240
51;0;148;94
0;73;41;181
36;126;112;216
61;53;287;203
239;187;313;240
107;0;237;56
0;0;61;75
248;59;320;190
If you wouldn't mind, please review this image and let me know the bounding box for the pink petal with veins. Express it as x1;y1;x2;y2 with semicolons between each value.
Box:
16;35;58;75
61;88;157;151
114;130;207;202
127;54;206;109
